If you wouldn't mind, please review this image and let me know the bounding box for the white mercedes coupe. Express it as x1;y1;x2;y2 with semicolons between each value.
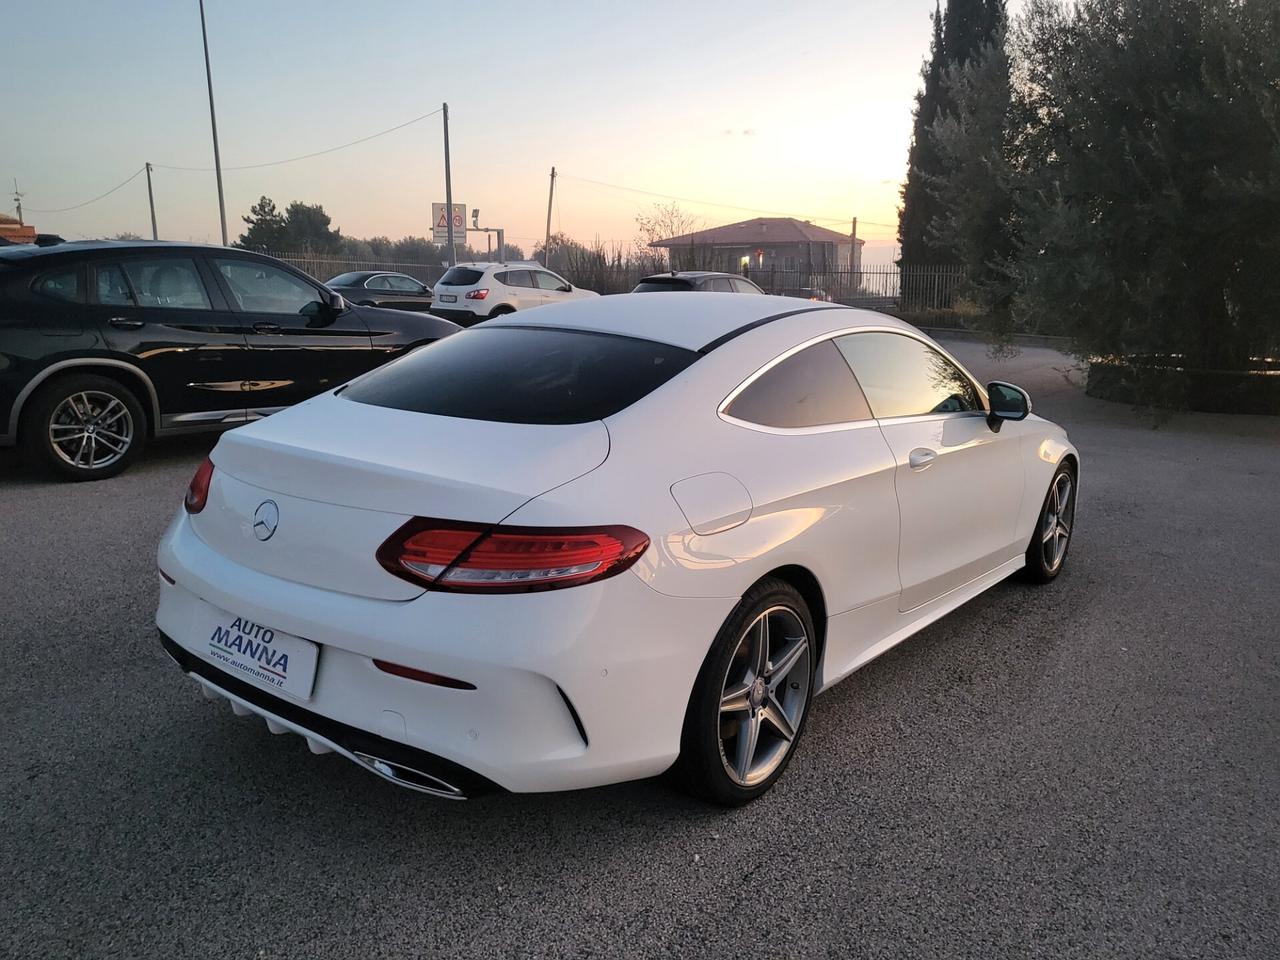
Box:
156;293;1078;805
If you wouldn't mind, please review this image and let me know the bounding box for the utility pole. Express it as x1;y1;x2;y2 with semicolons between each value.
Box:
543;166;556;266
198;0;228;245
442;102;456;265
145;163;158;240
851;217;858;272
12;178;22;224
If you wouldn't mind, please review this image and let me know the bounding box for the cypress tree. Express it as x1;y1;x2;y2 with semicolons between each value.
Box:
898;3;946;264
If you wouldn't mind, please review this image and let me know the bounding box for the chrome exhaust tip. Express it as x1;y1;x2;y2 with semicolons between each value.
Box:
352;752;467;800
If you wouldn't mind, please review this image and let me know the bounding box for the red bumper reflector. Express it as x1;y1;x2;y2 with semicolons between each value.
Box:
372;659;476;690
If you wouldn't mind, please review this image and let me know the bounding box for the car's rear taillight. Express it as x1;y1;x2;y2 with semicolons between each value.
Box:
376;519;649;593
184;457;214;514
464;288;489;300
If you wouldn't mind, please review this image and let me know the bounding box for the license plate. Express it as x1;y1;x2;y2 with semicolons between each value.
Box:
196;603;318;700
439;294;457;302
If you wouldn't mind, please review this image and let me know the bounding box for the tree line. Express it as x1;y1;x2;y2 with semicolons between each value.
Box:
898;0;1280;376
236;196;527;264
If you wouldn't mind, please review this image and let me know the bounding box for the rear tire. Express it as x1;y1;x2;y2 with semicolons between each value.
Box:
486;305;515;319
20;374;147;481
1021;460;1077;583
674;578;816;806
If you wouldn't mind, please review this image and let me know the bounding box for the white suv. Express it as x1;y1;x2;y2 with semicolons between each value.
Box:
431;262;598;325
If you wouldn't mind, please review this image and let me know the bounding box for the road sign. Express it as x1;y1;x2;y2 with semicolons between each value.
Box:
432;202;466;244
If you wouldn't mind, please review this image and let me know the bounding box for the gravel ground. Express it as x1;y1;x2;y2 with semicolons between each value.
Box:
2;340;1277;959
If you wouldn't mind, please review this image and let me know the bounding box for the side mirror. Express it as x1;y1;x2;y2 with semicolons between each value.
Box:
986;381;1031;432
325;290;347;313
558;284;572;293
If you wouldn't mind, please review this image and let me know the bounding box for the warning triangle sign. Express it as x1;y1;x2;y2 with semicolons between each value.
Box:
436;210;449;228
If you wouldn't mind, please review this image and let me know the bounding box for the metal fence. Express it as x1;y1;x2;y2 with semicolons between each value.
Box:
270;250;969;317
744;264;968;313
269;251;448;286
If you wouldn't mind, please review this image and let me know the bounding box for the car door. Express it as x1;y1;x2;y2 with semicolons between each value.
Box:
209;255;374;411
89;254;249;426
835;330;1024;611
718;337;902;676
383;274;433;311
532;269;575;306
502;269;543;310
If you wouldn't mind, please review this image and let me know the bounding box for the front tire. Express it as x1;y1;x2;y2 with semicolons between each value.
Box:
21;374;147;481
1022;461;1077;583
675;578;815;805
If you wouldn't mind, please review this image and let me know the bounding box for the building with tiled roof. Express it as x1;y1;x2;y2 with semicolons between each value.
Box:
650;216;863;272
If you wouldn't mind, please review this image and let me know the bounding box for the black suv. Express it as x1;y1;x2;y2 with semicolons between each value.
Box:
0;241;459;480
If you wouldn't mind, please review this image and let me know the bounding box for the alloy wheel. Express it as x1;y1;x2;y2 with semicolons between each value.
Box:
48;391;134;470
718;605;812;787
1042;471;1074;573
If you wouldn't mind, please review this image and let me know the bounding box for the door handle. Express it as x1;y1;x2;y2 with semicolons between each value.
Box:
253;321;282;333
108;316;144;330
908;448;937;470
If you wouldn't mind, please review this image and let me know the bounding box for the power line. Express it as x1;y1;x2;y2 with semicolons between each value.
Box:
558;171;899;230
154;107;443;172
21;107;445;218
25;166;146;213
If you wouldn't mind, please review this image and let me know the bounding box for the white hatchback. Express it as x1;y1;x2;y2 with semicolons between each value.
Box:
157;294;1079;805
430;262;597;326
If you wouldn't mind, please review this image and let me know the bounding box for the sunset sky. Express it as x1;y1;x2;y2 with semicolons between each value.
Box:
6;0;957;264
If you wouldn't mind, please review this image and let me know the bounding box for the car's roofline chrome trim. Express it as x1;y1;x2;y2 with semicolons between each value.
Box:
716;324;989;435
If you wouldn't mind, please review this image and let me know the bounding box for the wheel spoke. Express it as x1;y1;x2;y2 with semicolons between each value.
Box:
766;636;807;687
94;433;126;455
1042;522;1056;543
720;680;752;715
49;423;84;434
749;615;769;679
97;428;129;444
761;695;797;742
95;398;124;425
734;713;761;781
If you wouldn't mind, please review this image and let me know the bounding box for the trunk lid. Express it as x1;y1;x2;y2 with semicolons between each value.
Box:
193;391;610;601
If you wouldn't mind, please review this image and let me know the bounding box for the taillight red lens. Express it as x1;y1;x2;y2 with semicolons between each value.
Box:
377;519;649;593
184;457;214;514
464;288;489;300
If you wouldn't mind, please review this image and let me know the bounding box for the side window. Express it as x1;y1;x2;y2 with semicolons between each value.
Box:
730;278;760;294
120;258;212;310
504;269;534;288
365;275;392;290
33;267;82;303
534;271;566;291
706;277;734;292
96;264;135;306
215;259;322;315
724;339;872;428
386;275;423;292
835;332;980;418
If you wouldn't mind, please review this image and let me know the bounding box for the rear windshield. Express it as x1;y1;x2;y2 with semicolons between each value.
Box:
633;277;694;293
438;267;484;286
342;326;698;424
326;272;363;286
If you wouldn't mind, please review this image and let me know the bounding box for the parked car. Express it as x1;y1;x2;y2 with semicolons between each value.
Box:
781;286;832;302
0;240;460;481
157;292;1078;805
325;271;434;312
632;271;764;294
430;262;597;325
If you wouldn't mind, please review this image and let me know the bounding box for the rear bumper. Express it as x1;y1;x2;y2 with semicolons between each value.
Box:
160;631;497;798
428;307;486;326
156;510;735;794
